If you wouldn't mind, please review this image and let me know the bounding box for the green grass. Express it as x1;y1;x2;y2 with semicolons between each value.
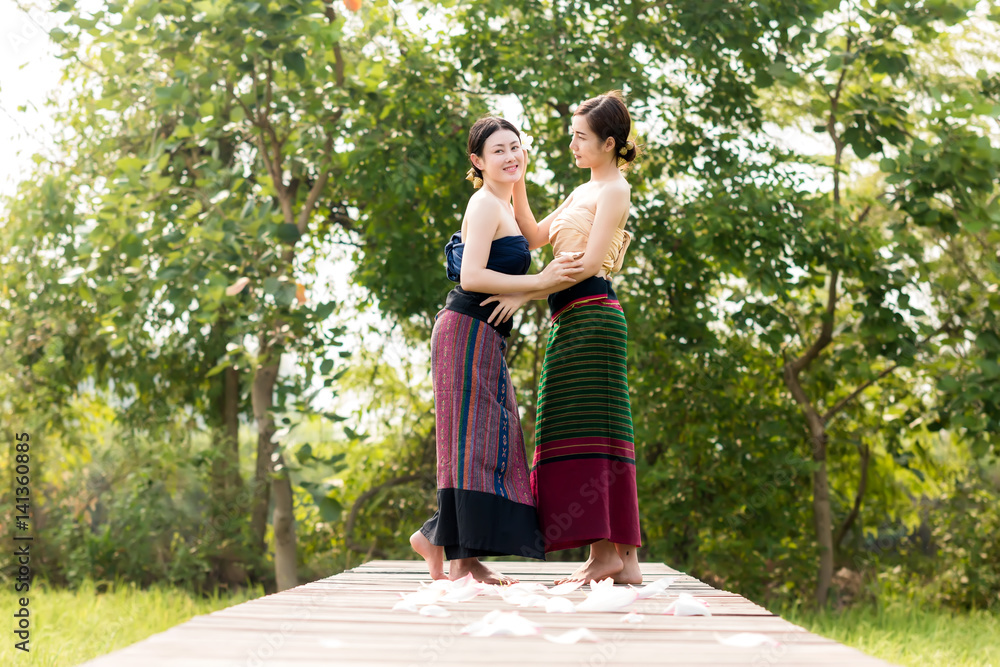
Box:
780;603;1000;667
0;580;264;666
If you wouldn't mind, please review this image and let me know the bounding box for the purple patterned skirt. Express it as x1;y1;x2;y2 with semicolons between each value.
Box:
420;309;544;560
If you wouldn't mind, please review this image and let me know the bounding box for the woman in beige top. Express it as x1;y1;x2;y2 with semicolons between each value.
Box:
484;91;643;585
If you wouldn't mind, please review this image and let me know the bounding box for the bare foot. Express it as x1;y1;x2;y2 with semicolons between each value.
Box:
409;530;447;580
613;543;642;585
450;558;518;585
554;540;623;585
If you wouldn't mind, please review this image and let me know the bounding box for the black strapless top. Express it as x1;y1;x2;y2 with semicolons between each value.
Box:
445;231;531;281
443;231;531;338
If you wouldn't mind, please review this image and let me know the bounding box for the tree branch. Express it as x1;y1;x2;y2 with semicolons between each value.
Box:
856;203;872;225
822;322;950;423
297;135;335;233
823;364;899;424
322;0;346;86
343;473;430;557
790;268;839;376
834;443;870;548
827;38;850;223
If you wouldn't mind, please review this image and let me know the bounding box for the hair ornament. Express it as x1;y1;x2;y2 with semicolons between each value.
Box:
619;139;635;156
465;167;484;189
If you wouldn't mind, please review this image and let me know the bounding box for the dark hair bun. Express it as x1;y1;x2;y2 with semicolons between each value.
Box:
574;90;641;169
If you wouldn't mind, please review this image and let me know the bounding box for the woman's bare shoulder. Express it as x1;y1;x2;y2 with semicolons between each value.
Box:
463;193;503;237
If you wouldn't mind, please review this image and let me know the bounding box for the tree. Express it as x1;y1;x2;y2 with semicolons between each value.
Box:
2;0;502;590
714;0;1000;603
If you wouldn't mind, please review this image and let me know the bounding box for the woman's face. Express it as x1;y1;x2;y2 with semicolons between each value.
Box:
471;129;523;185
569;114;613;169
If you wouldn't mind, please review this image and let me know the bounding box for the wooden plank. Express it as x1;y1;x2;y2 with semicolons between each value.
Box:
81;560;896;666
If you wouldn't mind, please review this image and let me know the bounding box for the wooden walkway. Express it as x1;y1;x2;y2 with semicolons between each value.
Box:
83;560;894;666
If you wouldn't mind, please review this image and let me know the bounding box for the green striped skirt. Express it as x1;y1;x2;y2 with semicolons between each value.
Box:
529;277;641;552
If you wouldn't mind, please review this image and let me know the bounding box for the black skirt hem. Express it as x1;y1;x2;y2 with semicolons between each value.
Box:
420;488;545;561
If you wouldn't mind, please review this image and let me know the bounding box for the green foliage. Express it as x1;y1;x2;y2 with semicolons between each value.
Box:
927;472;1000;608
0;400;259;591
846;464;1000;610
630;331;818;599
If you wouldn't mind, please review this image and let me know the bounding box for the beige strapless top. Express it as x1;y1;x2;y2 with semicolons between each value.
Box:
549;187;631;276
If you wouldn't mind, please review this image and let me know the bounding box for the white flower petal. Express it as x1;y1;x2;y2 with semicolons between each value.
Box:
516;594;549;608
620;612;645;623
500;590;530;606
544;596;576;613
664;594;711;616
547;580;585;596
419;605;451;618
401;588;447;606
505;582;548;594
460;611;541;637
478;584;504;597
544;628;602;644
442;586;481;602
588;577;615;591
633;576;678;599
575;587;639;613
391;600;419;612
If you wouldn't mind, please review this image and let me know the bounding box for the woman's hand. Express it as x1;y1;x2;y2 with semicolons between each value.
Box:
481;293;532;325
519;145;530;183
536;252;583;290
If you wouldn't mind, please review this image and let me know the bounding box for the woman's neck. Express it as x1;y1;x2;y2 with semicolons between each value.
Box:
589;158;621;183
482;181;514;202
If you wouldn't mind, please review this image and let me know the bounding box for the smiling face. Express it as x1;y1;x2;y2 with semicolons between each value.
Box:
470;129;523;185
569;114;615;169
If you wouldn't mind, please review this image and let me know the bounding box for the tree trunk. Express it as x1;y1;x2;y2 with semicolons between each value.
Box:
207;362;247;586
250;347;280;552
784;364;835;606
834;444;870;548
223;365;241;491
211;364;242;501
808;419;834;607
272;453;298;591
249;341;299;590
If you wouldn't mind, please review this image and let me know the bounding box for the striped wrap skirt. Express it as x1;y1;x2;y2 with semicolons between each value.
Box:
529;277;642;552
420;308;544;560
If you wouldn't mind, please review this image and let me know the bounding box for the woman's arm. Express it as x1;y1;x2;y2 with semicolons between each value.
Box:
480;252;585;324
512;177;576;251
460;196;582;294
483;183;631;320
